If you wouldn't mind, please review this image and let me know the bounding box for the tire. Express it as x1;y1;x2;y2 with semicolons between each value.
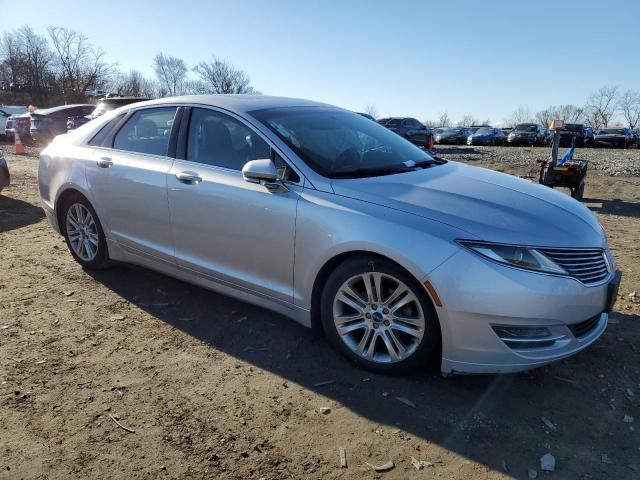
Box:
61;193;111;269
320;256;441;374
572;181;585;201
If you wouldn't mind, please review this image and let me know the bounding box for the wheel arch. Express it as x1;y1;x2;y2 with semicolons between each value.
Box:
309;250;439;331
55;187;93;234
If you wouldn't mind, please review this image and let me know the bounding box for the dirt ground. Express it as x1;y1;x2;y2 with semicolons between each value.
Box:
1;143;638;480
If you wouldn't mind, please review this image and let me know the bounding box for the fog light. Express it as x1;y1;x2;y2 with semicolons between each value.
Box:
492;326;551;339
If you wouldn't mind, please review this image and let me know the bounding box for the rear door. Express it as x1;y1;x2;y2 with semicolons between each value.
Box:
84;106;180;264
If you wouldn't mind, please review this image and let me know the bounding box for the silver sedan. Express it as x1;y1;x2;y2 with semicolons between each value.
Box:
38;95;620;374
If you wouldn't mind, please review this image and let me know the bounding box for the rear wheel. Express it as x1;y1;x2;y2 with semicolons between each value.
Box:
61;194;111;269
320;257;440;374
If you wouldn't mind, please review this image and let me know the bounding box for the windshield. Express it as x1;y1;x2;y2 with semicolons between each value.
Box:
250;107;438;178
441;128;461;135
514;124;537;132
475;127;493;134
565;124;583;132
600;128;625;134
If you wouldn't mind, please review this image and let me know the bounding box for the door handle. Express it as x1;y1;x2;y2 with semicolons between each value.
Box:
96;157;113;168
175;171;202;184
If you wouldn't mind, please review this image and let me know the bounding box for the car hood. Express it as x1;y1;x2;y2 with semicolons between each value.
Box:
331;161;605;248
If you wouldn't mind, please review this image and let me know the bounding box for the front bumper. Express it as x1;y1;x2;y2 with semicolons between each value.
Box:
427;249;615;374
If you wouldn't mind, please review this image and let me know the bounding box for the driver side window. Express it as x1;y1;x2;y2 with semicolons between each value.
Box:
187;108;270;171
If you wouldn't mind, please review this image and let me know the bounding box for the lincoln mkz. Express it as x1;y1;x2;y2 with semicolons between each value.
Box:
38;96;621;374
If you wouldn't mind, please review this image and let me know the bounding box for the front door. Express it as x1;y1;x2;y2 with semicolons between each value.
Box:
167;107;300;303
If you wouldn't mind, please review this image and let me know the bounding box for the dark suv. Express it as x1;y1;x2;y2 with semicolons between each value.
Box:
507;123;545;146
559;123;586;147
378;117;430;148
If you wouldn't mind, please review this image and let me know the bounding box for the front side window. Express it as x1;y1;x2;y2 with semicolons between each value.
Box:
186;108;271;171
251;107;439;178
113;107;177;156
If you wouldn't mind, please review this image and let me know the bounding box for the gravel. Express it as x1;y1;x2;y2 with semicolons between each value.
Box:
434;145;640;177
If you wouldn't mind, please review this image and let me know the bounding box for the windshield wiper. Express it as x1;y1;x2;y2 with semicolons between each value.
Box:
330;165;415;179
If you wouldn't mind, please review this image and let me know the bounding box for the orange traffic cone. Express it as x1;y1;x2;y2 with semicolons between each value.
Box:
428;132;434;152
14;130;25;155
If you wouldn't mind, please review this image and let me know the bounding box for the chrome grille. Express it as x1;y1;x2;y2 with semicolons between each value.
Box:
540;248;609;285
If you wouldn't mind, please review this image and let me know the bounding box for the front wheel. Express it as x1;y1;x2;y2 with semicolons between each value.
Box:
320;257;440;374
61;194;111;269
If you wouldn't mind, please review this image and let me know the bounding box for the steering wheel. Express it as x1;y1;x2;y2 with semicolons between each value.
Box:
333;147;361;172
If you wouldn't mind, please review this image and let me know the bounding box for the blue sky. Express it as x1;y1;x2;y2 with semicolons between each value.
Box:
6;0;640;123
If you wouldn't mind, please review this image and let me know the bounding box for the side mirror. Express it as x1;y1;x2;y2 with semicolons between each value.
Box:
242;158;277;183
242;158;288;192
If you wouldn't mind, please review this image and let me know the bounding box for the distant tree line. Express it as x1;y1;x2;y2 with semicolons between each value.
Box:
366;85;639;129
0;25;258;107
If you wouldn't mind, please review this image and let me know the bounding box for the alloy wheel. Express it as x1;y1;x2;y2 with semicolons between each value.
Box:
66;203;99;262
332;272;426;363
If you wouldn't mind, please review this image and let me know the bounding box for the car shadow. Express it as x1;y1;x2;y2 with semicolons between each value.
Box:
86;264;636;478
0;195;45;233
584;197;640;218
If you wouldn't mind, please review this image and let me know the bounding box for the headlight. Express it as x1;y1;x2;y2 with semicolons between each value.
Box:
459;241;567;274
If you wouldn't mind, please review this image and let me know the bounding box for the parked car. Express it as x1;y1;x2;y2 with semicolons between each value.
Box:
466;127;506;146
30;104;94;143
434;127;471;145
38;95;620;375
0;147;9;193
67;97;151;131
501;127;512;138
507;123;546;146
5;112;32;141
378;117;430;148
559;123;586;147
0;106;28;137
593;128;634;148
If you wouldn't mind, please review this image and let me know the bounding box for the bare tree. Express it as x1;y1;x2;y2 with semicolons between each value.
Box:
364;104;378;119
617;90;640;129
584;86;618;129
438;111;451;127
535;108;553;128
504;105;532;127
18;26;53;105
423;119;438;128
192;56;256;94
112;70;155;98
556;104;584;123
47;26;113;103
0;31;25;89
457;115;478;127
153;52;187;97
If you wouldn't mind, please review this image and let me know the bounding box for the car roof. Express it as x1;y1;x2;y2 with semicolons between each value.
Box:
126;95;331;114
33;104;94;115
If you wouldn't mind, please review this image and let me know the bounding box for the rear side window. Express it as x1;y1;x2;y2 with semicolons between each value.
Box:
88;114;125;147
114;107;177;156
